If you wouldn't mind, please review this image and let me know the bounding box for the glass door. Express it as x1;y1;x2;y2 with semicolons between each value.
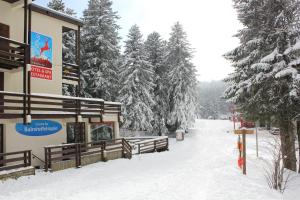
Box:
66;122;86;144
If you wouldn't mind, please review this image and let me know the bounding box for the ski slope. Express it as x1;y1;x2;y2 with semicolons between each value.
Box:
0;120;299;200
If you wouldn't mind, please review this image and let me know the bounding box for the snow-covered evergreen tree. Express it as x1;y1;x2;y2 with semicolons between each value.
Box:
81;0;120;101
145;32;168;135
119;25;155;131
225;0;300;171
47;0;65;12
165;22;198;132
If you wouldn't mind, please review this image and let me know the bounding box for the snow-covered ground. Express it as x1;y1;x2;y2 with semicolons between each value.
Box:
1;120;299;200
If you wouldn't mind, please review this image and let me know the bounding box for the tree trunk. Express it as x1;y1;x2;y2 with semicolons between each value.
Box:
279;119;297;171
297;121;300;173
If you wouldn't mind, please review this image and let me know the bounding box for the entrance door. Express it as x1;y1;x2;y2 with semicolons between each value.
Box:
0;125;3;167
67;122;86;143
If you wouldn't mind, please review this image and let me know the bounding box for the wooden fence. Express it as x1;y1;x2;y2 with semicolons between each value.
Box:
44;138;132;171
0;150;31;171
135;137;169;154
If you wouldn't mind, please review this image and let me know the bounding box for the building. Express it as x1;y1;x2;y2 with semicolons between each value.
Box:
0;0;123;172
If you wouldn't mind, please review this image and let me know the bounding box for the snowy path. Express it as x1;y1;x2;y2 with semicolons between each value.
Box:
0;120;290;200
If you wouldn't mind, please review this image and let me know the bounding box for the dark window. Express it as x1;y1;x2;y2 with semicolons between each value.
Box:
90;123;114;142
66;122;85;143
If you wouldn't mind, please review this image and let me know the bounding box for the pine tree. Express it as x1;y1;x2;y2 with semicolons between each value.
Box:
145;32;168;135
81;0;120;101
47;0;65;12
165;22;198;132
119;25;155;131
225;0;300;171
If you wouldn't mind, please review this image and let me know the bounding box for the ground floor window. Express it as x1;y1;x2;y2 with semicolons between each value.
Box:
90;122;114;142
67;122;85;143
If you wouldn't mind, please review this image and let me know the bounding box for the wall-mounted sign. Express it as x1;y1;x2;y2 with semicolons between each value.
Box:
30;32;53;80
16;120;62;137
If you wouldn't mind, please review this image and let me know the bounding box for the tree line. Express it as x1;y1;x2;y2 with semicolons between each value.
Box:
47;0;198;135
196;81;230;119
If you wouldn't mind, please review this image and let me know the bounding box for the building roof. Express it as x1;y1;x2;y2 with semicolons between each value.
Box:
2;0;20;3
31;3;83;27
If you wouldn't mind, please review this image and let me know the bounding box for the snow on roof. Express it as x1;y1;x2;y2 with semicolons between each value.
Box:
31;93;105;102
31;3;83;26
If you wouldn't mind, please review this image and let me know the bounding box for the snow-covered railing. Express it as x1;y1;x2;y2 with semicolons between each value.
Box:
0;150;32;171
135;137;169;154
0;91;121;120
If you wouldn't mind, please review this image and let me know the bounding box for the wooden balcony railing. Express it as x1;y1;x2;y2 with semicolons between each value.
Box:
62;62;79;82
0;91;121;119
0;36;28;70
0;150;32;171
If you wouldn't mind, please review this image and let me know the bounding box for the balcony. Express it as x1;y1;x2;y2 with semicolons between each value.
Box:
62;62;79;82
0;91;121;120
0;36;28;70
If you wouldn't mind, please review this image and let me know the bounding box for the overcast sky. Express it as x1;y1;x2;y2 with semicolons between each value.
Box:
35;0;242;82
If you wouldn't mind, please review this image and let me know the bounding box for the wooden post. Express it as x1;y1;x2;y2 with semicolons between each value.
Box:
48;148;52;170
255;124;259;158
166;138;169;150
78;144;81;167
75;144;79;168
101;142;105;161
28;150;31;166
154;140;156;152
242;133;246;175
23;0;28;124
76;26;81;97
44;147;48;172
27;4;32;117
121;139;125;158
24;151;27;167
138;144;141;154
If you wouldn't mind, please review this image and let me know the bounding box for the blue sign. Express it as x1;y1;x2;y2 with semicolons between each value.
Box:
16;120;62;136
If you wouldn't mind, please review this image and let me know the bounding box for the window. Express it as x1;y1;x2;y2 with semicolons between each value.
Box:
67;122;85;143
90;123;114;142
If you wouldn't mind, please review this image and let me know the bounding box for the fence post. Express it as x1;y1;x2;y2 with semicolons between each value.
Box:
75;144;79;168
166;138;169;151
154;140;157;152
78;143;81;167
24;151;27;167
122;139;125;158
101;142;105;161
48;148;52;170
138;144;141;154
44;147;48;172
28;150;32;166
